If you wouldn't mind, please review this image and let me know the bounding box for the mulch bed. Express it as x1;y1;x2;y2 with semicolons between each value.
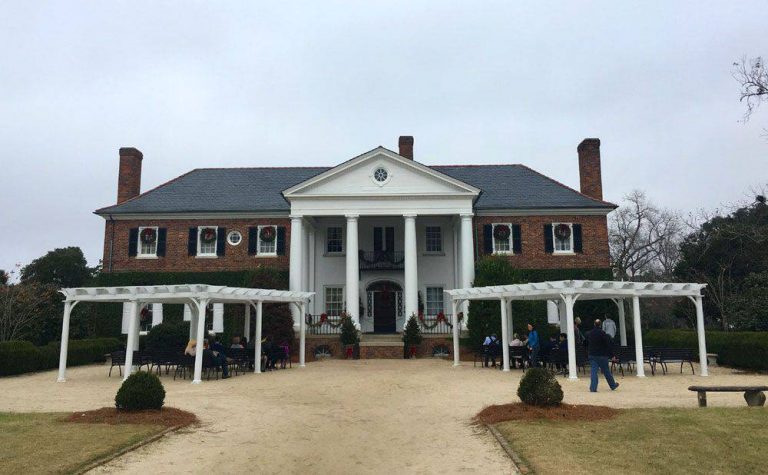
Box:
65;407;198;428
475;403;618;425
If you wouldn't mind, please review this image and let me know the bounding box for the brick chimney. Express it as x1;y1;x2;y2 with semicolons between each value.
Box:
398;136;414;160
117;147;143;204
577;138;602;200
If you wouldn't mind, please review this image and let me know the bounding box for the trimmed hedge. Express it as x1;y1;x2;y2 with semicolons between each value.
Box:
0;338;123;377
517;367;564;406
644;330;768;371
115;371;165;411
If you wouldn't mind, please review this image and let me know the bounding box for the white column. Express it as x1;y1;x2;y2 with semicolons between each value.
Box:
694;296;709;377
289;215;304;329
243;304;251;341
212;303;224;333
453;220;460;290
57;301;74;382
308;227;316;313
617;299;627;346
500;298;510;372
192;298;209;384
507;299;514;342
459;214;474;329
188;304;198;341
403;213;418;326
123;300;139;381
564;294;578;380
299;301;307;367
303;224;311;293
452;299;461;366
130;303;141;352
151;303;163;326
254;301;263;374
632;295;645;377
345;214;360;328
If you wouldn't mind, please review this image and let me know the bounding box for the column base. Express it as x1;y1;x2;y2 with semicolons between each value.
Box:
191;379;202;384
636;374;646;378
453;362;461;367
56;377;66;383
568;375;578;381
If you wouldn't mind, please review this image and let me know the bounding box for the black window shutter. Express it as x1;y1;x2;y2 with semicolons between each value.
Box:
188;228;198;256
573;224;583;253
156;228;167;257
276;226;286;255
386;227;395;252
216;227;226;256
544;224;554;253
512;225;522;254
248;227;258;255
373;227;382;252
128;228;139;257
483;224;493;254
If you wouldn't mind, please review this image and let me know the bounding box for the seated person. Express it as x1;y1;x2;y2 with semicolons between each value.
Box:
230;336;244;349
557;333;568;351
240;337;248;349
510;333;524;347
540;335;558;364
211;334;228;357
185;339;197;356
205;338;230;378
262;336;278;370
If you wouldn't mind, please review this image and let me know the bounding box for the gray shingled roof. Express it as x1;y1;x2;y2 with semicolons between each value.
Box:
95;164;614;215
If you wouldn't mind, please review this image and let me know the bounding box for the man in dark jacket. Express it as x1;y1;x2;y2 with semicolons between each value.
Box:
586;319;619;392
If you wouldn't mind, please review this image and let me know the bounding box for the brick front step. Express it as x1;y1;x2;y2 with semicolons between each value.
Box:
304;336;459;361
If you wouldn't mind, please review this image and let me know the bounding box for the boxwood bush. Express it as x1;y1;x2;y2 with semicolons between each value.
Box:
115;371;165;411
517;367;564;406
0;338;123;377
644;330;768;371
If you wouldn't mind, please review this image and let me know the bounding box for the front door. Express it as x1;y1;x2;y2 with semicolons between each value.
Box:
373;290;397;333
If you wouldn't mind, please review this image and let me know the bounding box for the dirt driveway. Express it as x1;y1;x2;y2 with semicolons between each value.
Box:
0;359;762;474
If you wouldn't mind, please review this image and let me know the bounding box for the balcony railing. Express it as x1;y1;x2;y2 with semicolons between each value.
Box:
418;314;455;335
359;250;405;271
305;314;344;335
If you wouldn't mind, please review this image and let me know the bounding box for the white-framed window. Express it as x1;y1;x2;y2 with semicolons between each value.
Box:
371;166;391;186
137;226;158;257
425;226;442;253
227;230;242;246
327;226;343;253
325;286;344;317
258;225;277;255
492;223;513;254
552;223;574;253
425;286;445;316
198;226;218;256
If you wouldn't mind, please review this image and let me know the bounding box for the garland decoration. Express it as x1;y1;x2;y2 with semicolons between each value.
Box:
554;223;571;240
140;228;157;244
305;312;346;328
200;227;217;243
493;224;511;241
259;226;276;242
418;311;451;330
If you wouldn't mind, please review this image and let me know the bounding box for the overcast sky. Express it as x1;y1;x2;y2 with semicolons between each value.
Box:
1;2;766;276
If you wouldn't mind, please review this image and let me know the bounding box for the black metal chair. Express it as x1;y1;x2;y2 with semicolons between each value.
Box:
109;351;125;377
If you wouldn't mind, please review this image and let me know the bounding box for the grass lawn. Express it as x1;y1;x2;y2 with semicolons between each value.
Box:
495;407;768;474
0;412;166;474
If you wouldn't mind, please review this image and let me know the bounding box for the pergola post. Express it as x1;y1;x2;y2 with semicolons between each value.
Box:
617;299;627;346
563;294;578;380
254;301;263;374
632;295;645;377
243;304;251;341
299;301;307;367
499;298;510;372
57;301;74;382
507;299;514;342
192;298;209;384
451;299;461;366
189;304;199;341
123;300;140;381
694;295;709;377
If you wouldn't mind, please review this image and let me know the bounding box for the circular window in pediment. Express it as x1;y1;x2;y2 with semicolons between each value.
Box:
372;167;390;185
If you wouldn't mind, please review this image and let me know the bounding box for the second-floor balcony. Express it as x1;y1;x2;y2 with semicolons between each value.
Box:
358;250;404;271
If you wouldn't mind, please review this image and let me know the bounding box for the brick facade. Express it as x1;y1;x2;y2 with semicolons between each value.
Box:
473;214;610;269
103;217;291;273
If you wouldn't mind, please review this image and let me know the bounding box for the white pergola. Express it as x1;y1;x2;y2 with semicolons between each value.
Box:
445;280;709;379
57;284;314;384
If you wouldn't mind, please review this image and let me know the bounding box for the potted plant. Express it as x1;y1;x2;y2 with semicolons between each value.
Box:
402;313;423;359
339;312;359;359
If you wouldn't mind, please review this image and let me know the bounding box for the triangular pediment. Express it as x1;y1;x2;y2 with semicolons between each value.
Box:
282;147;480;199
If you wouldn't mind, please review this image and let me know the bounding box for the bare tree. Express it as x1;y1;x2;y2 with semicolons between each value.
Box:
733;55;768;134
0;282;59;342
609;190;684;281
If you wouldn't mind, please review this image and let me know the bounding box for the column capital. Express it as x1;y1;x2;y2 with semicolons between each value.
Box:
403;213;417;219
289;214;304;220
459;213;474;219
344;213;359;220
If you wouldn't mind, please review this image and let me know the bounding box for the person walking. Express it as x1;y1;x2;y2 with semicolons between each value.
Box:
602;315;617;341
526;323;540;368
586;319;619;392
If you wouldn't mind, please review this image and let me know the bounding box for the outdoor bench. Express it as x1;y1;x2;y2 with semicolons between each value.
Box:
688;385;768;407
655;348;695;375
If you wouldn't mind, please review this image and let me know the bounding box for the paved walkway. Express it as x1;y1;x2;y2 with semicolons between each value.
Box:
0;360;764;474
